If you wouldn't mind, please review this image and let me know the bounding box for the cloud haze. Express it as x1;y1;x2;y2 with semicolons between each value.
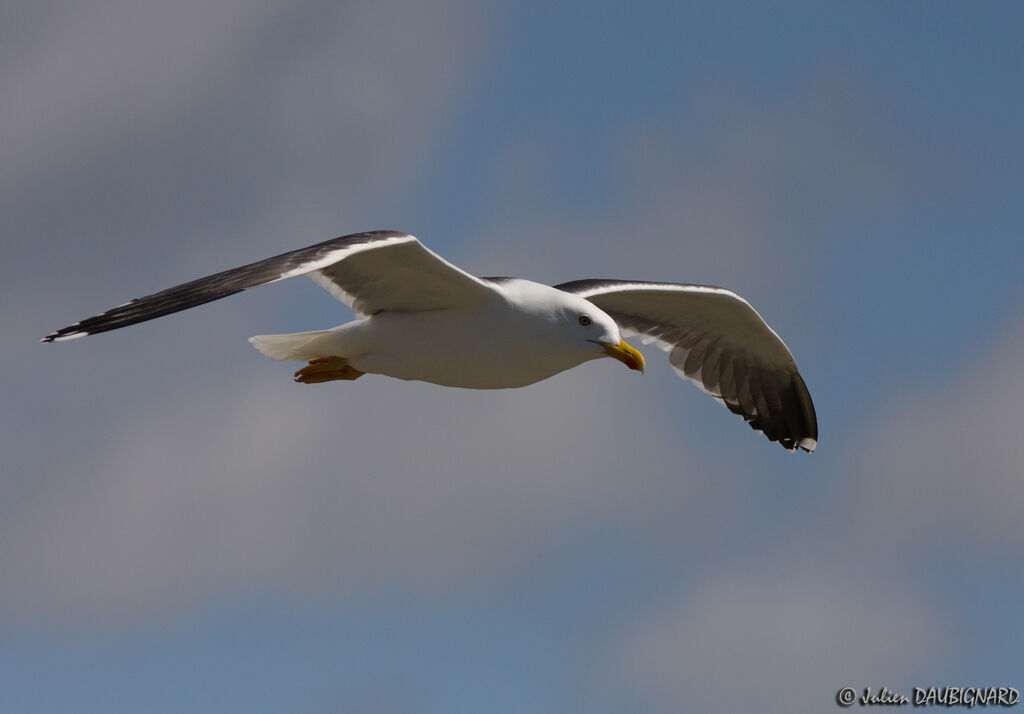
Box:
2;3;1022;713
610;564;947;713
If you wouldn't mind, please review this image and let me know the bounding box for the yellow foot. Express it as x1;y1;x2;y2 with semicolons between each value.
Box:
294;357;365;384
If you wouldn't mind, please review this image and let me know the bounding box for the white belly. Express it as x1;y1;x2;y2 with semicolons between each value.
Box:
320;305;591;389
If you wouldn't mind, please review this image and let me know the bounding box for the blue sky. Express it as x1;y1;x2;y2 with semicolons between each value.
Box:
3;2;1023;712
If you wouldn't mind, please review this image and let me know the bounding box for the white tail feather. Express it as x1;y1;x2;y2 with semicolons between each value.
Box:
249;330;333;361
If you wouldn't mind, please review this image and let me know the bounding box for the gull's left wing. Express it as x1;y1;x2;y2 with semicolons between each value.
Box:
556;279;818;452
43;231;499;342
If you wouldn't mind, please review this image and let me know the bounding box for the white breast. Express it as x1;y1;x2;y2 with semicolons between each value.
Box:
342;299;595;389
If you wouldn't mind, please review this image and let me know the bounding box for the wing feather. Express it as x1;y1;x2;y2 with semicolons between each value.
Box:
556;279;817;452
43;231;497;341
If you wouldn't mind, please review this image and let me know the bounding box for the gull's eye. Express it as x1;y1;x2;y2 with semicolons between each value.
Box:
578;315;592;326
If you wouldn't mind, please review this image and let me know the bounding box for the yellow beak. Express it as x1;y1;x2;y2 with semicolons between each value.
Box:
601;338;646;373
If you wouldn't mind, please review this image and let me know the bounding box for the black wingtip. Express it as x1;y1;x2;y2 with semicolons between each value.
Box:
41;326;88;343
785;436;818;453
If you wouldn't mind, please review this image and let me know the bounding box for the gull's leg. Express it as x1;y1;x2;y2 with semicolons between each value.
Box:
294;356;365;384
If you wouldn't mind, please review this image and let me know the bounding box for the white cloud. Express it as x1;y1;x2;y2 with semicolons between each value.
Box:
1;0;285;192
595;308;1024;714
606;562;947;714
837;314;1024;555
467;75;933;304
1;359;743;619
0;0;493;296
0;0;488;201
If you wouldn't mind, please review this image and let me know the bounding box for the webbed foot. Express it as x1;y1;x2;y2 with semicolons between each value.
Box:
294;357;365;384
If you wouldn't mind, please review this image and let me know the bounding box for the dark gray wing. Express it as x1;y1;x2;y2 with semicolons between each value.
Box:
556;279;818;452
43;231;498;342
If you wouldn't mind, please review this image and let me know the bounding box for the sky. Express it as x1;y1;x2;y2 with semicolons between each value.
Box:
2;2;1023;712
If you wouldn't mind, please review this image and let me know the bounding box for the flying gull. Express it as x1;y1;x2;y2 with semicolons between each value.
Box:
43;231;817;451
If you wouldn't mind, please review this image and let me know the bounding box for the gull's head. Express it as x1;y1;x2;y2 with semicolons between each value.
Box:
557;295;646;374
497;279;646;377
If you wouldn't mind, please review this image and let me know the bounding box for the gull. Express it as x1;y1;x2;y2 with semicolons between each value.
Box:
43;231;817;451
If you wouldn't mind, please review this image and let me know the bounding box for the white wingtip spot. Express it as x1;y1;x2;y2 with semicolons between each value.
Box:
799;437;817;453
43;331;89;343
